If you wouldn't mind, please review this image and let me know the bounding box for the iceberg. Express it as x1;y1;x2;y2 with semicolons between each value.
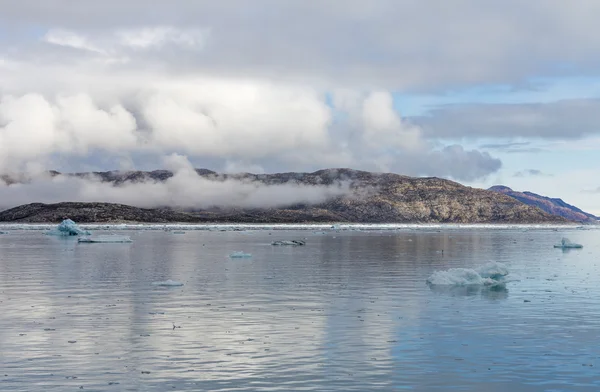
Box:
229;251;252;258
271;240;306;246
45;219;90;236
78;235;133;243
553;237;583;249
426;262;510;287
152;280;184;287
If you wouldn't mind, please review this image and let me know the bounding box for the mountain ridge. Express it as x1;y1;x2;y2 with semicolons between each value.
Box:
488;185;598;223
0;168;573;224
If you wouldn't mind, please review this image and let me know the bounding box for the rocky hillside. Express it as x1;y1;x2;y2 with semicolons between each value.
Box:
0;202;202;223
0;168;571;223
489;185;597;223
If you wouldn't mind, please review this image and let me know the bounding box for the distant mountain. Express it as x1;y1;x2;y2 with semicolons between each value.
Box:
488;185;598;223
0;168;571;224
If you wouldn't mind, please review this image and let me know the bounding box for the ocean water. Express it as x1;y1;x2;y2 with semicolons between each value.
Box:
1;226;599;391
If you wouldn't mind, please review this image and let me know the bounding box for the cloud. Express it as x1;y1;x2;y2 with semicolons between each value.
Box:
0;93;138;170
0;155;352;210
0;79;501;181
412;99;600;139
479;141;545;154
3;1;600;90
513;169;552;177
0;4;512;182
44;29;107;54
43;26;209;54
582;186;600;194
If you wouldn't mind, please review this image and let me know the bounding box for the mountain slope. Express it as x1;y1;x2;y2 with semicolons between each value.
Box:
488;185;597;223
0;169;571;223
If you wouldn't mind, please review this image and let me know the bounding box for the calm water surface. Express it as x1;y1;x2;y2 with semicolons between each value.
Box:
1;227;599;391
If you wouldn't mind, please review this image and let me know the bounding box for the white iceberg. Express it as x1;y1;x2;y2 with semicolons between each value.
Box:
271;240;306;246
78;234;133;243
229;251;252;258
152;280;184;287
45;219;90;236
427;262;510;287
553;237;583;249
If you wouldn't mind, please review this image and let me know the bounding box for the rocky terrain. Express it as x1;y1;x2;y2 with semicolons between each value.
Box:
489;185;598;224
0;168;572;224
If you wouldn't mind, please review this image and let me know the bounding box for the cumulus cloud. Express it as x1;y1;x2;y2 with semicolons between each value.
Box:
0;74;500;181
0;3;509;182
0;93;138;171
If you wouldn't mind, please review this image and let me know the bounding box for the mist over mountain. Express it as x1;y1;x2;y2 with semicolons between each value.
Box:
0;168;569;224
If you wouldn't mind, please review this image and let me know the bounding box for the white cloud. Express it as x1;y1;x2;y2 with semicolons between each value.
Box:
116;26;209;49
0;93;138;172
43;29;106;54
0;155;351;210
43;26;208;56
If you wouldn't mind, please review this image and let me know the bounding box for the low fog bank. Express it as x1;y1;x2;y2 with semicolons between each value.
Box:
0;163;353;211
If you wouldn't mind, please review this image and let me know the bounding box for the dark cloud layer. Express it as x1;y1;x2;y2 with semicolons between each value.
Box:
3;1;600;90
413;99;600;139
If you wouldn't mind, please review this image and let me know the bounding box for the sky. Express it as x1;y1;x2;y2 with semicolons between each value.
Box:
0;0;599;214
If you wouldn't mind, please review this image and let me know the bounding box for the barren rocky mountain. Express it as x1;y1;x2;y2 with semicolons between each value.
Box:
489;185;598;223
0;168;571;223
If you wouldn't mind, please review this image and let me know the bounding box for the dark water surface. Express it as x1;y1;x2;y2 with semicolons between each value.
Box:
1;227;599;391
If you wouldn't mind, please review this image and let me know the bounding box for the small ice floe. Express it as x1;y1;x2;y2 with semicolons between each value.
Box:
45;219;90;236
229;251;252;258
426;262;510;287
553;237;583;249
271;240;306;246
78;235;133;243
152;280;184;287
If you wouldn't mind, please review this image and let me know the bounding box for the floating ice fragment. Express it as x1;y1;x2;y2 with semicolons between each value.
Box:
553;237;583;249
426;262;510;287
229;251;252;258
271;240;306;246
46;219;90;236
152;280;184;287
78;235;132;243
476;262;510;280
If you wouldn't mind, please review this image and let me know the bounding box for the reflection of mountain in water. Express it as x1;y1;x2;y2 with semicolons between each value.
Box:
428;284;509;300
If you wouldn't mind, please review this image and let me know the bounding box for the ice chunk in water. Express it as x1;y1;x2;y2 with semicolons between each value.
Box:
426;262;510;287
78;235;133;243
475;262;510;280
271;240;306;246
152;280;184;287
553;237;583;249
229;251;252;258
46;219;90;236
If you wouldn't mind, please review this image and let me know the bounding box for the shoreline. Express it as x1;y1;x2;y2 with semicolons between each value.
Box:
0;222;592;231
